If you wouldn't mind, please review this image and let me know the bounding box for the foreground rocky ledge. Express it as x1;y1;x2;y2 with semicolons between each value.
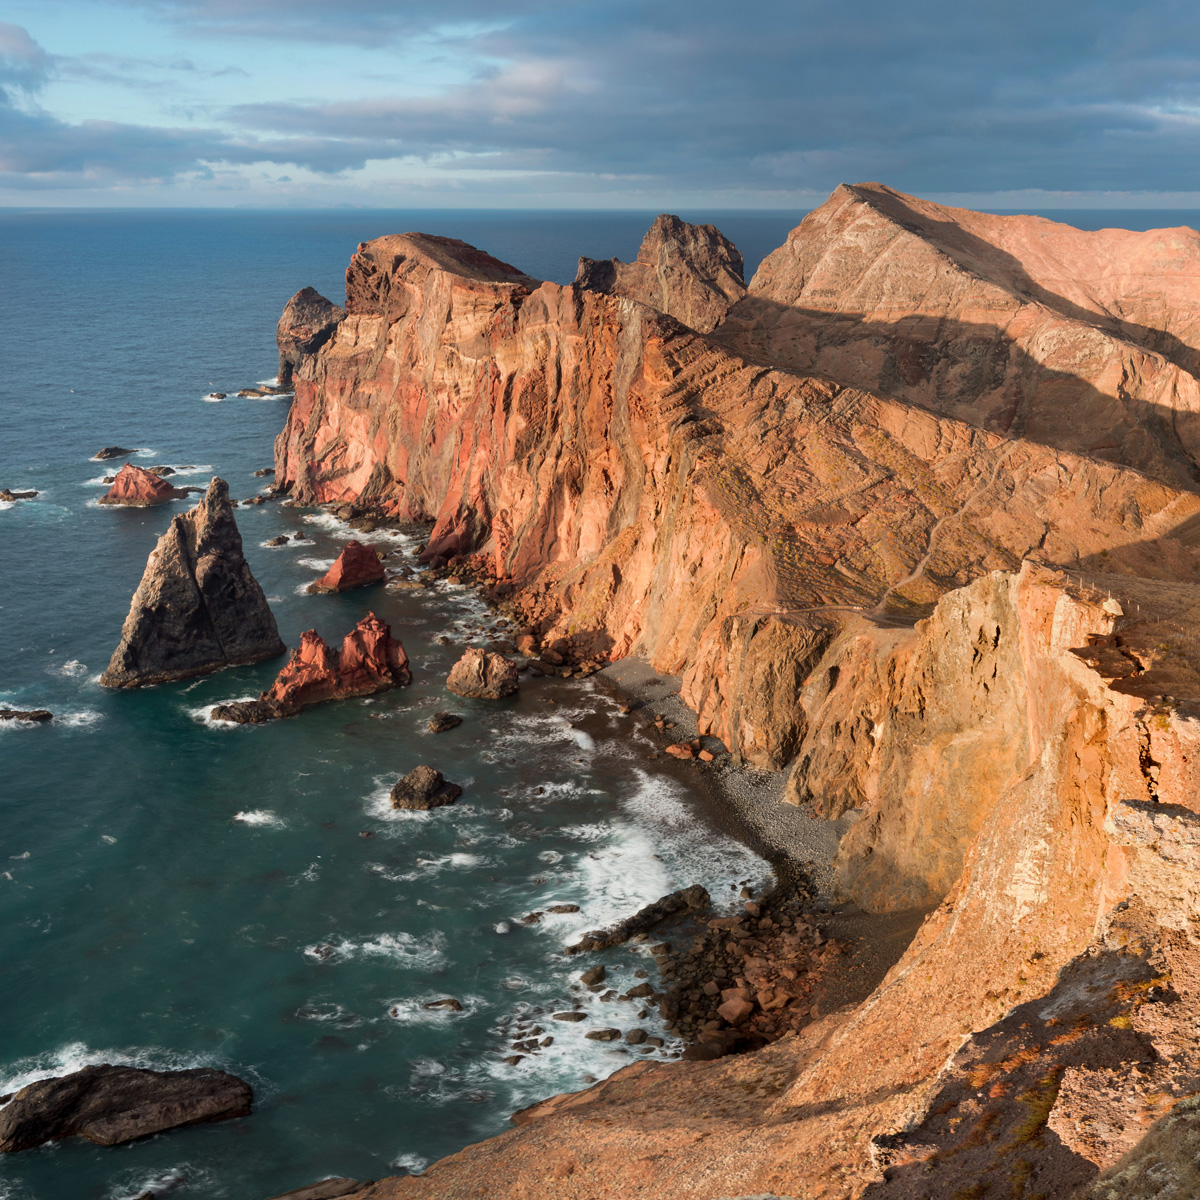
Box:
101;478;284;687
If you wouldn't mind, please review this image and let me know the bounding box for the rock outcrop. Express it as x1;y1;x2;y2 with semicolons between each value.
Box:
101;478;284;687
389;764;462;810
0;708;52;722
308;540;385;593
93;445;133;460
98;462;187;506
445;648;519;699
210;612;410;723
0;1064;252;1153
574;213;746;333
277;286;345;390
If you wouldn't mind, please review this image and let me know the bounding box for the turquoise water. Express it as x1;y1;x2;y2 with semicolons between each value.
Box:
2;206;1195;1200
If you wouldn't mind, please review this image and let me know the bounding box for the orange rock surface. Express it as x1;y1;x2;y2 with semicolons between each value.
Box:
98;462;185;506
307;539;385;593
271;190;1200;1199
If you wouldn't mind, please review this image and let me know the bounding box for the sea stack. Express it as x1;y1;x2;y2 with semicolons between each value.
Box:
98;462;187;507
210;612;410;723
100;478;285;687
276;285;344;390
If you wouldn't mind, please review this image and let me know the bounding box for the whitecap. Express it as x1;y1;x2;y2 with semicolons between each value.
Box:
233;810;286;828
303;930;445;968
297;556;336;571
107;1168;195;1200
391;1153;429;1175
384;993;483;1024
188;697;258;729
56;710;104;729
50;659;87;678
0;1041;217;1097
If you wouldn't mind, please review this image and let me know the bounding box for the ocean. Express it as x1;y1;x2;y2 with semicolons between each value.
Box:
1;205;1194;1200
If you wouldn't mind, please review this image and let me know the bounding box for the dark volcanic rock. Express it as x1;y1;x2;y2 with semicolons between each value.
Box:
210;699;280;724
0;708;52;722
566;884;710;954
427;711;463;733
93;446;134;460
574;214;746;333
277;287;345;390
0;1064;252;1153
100;478;285;687
307;540;385;593
0;488;37;502
390;765;463;810
445;648;519;699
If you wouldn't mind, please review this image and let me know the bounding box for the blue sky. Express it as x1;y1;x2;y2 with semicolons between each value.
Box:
5;0;1200;207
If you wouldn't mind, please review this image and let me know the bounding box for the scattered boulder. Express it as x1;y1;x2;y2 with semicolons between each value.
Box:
625;1028;648;1045
567;884;710;954
717;996;754;1025
580;965;607;986
427;711;463;733
422;998;463;1012
0;708;52;722
551;1012;588;1022
263;1178;367;1200
446;648;519;699
93;446;134;460
0;1064;252;1153
98;463;187;507
101;478;285;687
390;765;463;810
266;536;289;547
585;1029;622;1042
205;392;226;401
211;613;411;723
307;540;385;593
547;904;580;914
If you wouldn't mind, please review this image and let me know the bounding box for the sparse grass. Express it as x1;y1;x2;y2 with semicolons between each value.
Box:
1006;1070;1063;1148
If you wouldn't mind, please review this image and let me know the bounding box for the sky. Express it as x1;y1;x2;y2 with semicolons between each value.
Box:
5;0;1200;208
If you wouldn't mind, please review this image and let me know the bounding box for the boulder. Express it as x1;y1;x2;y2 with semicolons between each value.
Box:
585;1029;622;1042
205;392;226;400
422;998;463;1012
101;478;285;687
446;648;519;699
266;536;289;547
307;540;385;593
0;708;52;722
580;965;607;986
0;1064;252;1153
145;466;176;477
427;711;463;733
717;996;755;1026
98;463;186;507
93;446;134;460
390;765;463;810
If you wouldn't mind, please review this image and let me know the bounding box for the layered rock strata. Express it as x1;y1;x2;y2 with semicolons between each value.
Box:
308;540;385;593
101;478;284;687
98;462;187;506
0;1064;252;1153
211;612;410;723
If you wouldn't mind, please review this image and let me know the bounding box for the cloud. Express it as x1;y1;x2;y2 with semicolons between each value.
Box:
11;3;1200;200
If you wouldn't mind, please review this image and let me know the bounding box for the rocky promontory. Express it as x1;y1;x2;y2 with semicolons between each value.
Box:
268;188;1200;1199
211;612;410;723
101;478;284;687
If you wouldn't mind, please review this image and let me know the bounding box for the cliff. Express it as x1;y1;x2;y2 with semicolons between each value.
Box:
272;191;1200;1197
101;478;284;687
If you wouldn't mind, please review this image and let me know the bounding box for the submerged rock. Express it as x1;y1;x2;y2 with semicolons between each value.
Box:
445;648;519;699
307;540;385;593
0;1064;252;1153
212;613;410;723
390;764;462;810
93;445;133;460
100;478;285;687
98;463;187;507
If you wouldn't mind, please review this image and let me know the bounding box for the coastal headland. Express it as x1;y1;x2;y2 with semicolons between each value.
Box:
113;185;1200;1196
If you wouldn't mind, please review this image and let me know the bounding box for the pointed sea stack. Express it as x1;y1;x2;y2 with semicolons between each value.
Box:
100;478;285;687
98;462;187;507
307;539;386;593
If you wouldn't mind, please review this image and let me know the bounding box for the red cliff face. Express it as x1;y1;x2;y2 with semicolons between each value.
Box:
307;539;385;593
99;463;186;506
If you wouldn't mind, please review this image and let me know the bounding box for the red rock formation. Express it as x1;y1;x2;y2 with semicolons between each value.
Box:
307;540;386;593
98;463;186;506
211;612;409;722
445;647;518;699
